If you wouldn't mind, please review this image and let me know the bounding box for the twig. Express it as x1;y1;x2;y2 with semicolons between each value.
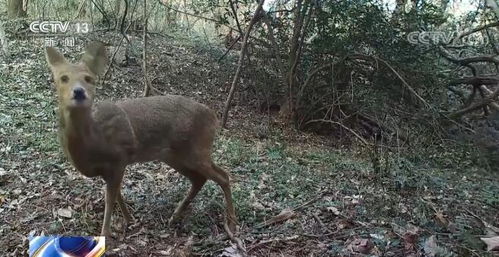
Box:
217;34;242;62
158;0;238;31
89;0;111;27
465;209;499;233
223;223;247;255
247;235;299;252
100;0;138;85
306;119;370;145
300;227;360;239
351;54;431;108
73;0;87;20
312;213;334;234
293;191;327;211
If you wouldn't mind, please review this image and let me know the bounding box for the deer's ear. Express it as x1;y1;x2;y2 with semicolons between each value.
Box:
45;47;68;68
81;42;107;75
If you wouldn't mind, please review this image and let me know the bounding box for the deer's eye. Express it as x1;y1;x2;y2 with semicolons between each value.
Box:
60;75;69;83
84;76;94;84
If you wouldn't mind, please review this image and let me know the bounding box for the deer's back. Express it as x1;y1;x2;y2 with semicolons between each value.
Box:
104;95;218;163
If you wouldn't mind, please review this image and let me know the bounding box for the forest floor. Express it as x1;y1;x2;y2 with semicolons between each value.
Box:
1;31;498;257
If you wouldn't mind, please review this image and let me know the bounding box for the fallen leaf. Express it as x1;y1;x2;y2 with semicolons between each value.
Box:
261;208;296;227
481;236;499;252
337;219;354;230
220;245;243;257
57;208;72;218
347;238;373;254
424;236;438;257
435;210;448;226
327;206;340;215
156;247;173;256
394;223;420;251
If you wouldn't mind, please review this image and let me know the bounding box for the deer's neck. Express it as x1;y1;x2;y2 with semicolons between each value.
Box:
60;107;106;177
65;108;95;138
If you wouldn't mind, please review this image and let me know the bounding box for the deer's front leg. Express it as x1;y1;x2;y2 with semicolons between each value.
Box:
101;173;123;237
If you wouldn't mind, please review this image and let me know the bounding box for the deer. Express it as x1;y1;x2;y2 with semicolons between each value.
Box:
45;42;238;239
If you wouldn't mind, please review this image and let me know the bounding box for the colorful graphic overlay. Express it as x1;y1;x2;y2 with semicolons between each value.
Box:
29;236;105;257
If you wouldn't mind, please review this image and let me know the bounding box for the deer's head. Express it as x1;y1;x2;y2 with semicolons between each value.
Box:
45;42;107;109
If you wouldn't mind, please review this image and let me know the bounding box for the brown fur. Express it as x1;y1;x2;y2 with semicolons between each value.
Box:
45;43;237;237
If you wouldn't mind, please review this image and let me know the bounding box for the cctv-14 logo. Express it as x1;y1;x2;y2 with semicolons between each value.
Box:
30;21;90;34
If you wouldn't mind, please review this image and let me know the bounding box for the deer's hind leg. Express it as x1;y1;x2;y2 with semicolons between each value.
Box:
168;168;207;226
117;191;132;224
193;161;237;234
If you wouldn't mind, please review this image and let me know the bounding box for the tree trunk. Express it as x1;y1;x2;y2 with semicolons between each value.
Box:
286;0;311;122
8;0;27;18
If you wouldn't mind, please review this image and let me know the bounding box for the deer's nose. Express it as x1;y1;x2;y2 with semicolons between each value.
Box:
73;87;86;101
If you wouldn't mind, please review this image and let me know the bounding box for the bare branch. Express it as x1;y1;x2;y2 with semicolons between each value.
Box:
228;0;243;34
451;84;499;118
449;76;499;86
439;46;477;75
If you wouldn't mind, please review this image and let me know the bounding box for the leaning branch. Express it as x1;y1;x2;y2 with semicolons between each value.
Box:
350;54;431;108
221;0;266;128
457;21;499;40
228;0;243;34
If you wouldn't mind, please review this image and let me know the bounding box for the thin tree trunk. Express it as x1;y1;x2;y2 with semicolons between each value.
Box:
287;0;310;121
228;0;243;34
264;15;286;84
221;0;265;128
142;0;150;97
8;0;26;18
